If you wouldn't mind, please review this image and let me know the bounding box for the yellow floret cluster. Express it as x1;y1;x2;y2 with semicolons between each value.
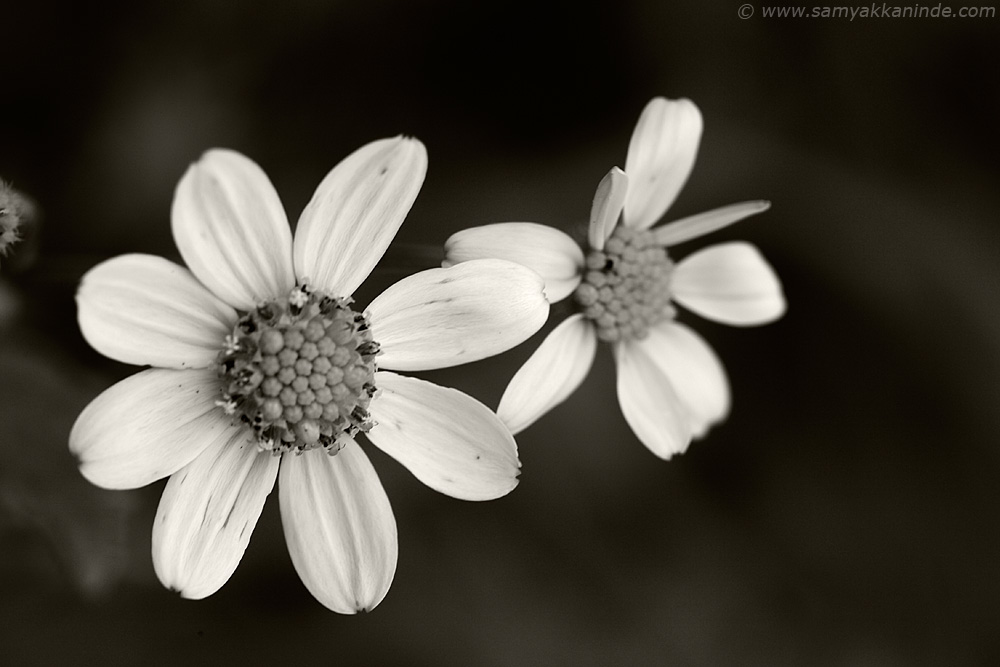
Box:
217;285;379;455
574;226;675;342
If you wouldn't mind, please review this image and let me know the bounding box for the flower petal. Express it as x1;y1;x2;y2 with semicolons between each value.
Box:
70;368;233;489
77;254;237;369
588;167;628;251
368;259;549;372
279;443;397;614
637;321;730;438
172;149;295;310
497;314;598;434
152;433;278;600
622;97;703;230
672;242;786;326
653;200;771;247
614;341;692;459
443;222;583;303
367;371;520;501
293;137;427;297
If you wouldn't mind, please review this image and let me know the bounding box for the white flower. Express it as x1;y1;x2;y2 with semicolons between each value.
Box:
444;98;785;458
70;138;549;613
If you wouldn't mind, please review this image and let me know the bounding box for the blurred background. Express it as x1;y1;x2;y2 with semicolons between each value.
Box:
2;0;998;664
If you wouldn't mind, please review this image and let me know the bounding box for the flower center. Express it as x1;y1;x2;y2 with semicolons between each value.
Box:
573;226;675;342
215;284;379;455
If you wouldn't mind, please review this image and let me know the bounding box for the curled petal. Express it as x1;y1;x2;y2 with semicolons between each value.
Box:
497;314;598;434
70;368;232;489
653;200;771;247
637;321;730;438
172;149;295;310
279;443;397;614
614;341;692;459
367;371;520;501
152;434;278;600
77;254;236;369
672;242;786;326
588;168;628;251
368;259;549;371
443;222;583;303
294;137;427;297
623;97;703;230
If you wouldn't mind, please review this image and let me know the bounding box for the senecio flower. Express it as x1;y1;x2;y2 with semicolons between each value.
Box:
444;98;785;458
71;138;549;612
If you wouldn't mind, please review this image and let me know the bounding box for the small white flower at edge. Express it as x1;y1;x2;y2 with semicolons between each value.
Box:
443;97;786;459
70;138;549;613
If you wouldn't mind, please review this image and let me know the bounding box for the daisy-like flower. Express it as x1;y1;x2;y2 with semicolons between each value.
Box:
70;137;549;612
444;98;785;458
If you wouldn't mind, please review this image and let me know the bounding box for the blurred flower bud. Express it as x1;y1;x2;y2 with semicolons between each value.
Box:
0;180;41;272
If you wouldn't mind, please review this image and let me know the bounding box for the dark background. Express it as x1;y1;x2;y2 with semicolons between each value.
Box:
2;0;999;664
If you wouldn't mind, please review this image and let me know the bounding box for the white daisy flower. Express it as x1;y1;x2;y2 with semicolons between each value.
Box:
443;98;785;458
70;137;549;612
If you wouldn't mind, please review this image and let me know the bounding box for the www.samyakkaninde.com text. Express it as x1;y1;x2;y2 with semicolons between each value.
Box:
755;3;995;18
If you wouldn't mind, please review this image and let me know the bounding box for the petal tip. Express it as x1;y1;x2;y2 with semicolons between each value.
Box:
761;292;788;324
384;135;428;166
199;147;232;160
192;148;251;174
642;95;703;121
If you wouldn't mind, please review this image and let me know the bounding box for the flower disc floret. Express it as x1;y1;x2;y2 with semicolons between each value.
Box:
573;226;675;342
216;284;379;455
